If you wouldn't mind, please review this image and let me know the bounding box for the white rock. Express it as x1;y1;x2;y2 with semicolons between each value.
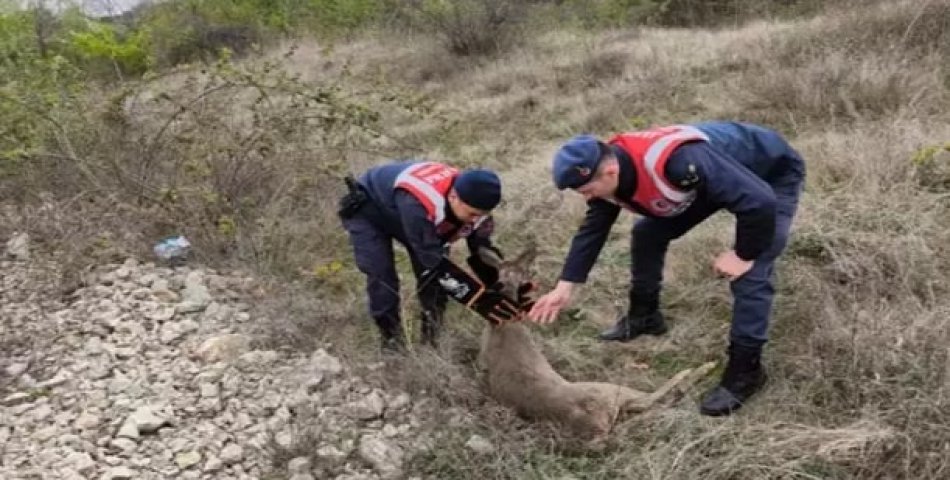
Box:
358;436;403;479
238;350;279;367
109;438;137;454
89;363;112;380
114;266;131;280
159;322;188;344
344;390;386;420
59;468;86;480
5;232;29;260
387;393;411;411
2;392;31;406
192;334;251;363
169;437;191;453
287;456;311;474
75;413;101;430
316;445;347;465
177;272;211;313
151;288;179;303
289;475;315;480
31;403;53;421
128;406;167;433
219;443;243;465
203;455;223;472
5;362;28;377
57;434;82;447
304;372;324;392
464;434;495;455
180;318;199;333
201;302;232;323
114;347;138;359
116;420;139;439
137;273;157;287
274;430;293;449
310;349;343;376
175;451;201;469
149;306;176;321
33;426;58;442
67;451;97;474
101;466;136;479
37;371;70;389
199;383;219;398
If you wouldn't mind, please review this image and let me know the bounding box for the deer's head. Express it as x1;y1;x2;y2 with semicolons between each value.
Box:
476;241;537;301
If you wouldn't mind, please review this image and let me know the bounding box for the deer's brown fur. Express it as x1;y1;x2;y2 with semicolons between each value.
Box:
475;244;714;441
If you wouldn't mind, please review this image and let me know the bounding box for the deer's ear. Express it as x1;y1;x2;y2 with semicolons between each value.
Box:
511;243;538;269
476;246;504;269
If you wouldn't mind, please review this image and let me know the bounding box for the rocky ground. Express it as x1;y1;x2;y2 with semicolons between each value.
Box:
0;235;437;480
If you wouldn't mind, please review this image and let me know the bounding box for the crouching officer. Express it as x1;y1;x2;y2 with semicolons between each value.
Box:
338;160;522;352
527;121;806;416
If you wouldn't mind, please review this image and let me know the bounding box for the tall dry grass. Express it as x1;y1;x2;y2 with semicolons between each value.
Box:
303;1;950;478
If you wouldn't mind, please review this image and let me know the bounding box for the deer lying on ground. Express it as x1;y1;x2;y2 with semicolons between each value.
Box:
473;245;715;442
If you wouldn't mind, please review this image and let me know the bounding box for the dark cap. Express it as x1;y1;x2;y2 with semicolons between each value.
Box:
552;134;605;190
454;169;502;210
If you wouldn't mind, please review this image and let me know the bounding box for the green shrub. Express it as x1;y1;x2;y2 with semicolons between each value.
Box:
67;20;152;76
0;8;86;178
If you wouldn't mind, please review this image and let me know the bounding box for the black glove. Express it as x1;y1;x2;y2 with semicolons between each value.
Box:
338;176;368;220
424;257;522;325
489;280;536;311
466;252;500;286
471;290;522;325
515;281;537;312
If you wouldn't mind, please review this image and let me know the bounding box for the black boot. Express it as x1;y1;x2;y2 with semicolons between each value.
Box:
380;333;406;354
598;292;668;342
375;315;406;355
700;343;767;416
420;308;444;348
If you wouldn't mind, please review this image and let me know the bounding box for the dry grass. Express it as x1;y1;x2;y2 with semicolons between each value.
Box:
5;0;950;478
320;1;950;478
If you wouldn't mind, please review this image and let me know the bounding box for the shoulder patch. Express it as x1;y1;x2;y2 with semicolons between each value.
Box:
675;163;701;190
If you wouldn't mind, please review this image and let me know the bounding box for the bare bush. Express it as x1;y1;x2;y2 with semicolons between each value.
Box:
387;0;527;56
164;22;261;66
0;48;430;301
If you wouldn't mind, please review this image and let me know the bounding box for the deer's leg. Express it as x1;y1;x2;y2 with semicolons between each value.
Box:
476;325;492;371
620;361;717;413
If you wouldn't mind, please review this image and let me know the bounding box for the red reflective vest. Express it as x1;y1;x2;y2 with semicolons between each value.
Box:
608;125;709;217
394;162;486;241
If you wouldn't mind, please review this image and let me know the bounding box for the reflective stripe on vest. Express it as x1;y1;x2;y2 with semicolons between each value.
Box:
610;125;709;217
394;162;458;225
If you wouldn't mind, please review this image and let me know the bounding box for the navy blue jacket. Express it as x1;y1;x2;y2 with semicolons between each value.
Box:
560;121;805;283
358;161;495;272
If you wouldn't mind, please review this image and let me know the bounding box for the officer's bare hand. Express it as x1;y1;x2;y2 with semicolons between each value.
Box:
527;281;575;324
713;250;754;281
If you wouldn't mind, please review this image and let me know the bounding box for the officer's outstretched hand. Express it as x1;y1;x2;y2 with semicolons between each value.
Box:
527;281;575;324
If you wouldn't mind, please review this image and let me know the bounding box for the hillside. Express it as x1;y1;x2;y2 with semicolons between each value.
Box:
3;0;950;478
